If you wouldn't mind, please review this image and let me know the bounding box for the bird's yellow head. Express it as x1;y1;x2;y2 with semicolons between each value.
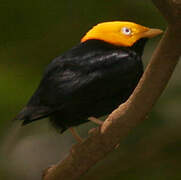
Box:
81;21;163;47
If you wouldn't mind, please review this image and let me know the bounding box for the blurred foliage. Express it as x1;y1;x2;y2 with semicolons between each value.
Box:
0;0;180;180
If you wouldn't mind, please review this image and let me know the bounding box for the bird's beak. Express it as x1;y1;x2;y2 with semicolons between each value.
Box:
143;28;163;38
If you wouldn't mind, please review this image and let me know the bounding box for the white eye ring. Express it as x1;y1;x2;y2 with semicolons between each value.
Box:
121;27;132;35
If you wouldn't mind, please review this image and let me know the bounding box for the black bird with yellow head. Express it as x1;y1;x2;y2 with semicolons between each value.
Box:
15;21;162;138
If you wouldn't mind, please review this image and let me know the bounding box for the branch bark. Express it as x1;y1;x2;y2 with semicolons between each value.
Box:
43;0;181;179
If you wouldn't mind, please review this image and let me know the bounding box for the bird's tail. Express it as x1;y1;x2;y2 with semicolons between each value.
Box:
14;106;53;125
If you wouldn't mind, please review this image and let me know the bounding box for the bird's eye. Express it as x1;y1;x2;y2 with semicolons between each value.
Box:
121;27;132;35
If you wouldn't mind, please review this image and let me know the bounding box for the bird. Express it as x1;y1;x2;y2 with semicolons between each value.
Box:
14;21;162;142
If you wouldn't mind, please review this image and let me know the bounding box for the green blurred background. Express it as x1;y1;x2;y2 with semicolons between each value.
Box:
0;0;180;179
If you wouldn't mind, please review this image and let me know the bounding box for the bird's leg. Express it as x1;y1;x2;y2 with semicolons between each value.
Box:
88;117;103;125
69;127;83;143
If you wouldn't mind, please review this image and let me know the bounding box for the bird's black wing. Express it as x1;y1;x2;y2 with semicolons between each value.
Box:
15;40;140;125
29;48;131;108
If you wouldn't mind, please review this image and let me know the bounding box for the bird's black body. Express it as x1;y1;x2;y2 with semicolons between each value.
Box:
15;39;146;132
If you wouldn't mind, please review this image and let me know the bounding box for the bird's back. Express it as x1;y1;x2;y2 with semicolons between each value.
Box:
15;39;144;130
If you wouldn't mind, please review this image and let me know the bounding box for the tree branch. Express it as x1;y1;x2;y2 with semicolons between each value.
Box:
43;0;181;179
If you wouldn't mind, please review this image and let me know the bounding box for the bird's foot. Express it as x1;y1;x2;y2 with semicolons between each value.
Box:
42;164;56;179
69;127;83;143
88;127;97;134
88;117;103;125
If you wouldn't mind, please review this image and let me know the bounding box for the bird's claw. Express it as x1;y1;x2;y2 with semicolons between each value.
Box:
42;164;56;179
88;117;103;125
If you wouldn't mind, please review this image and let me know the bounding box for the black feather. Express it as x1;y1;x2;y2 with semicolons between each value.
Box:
15;39;146;132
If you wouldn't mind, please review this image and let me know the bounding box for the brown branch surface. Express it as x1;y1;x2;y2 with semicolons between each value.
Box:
43;0;181;180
